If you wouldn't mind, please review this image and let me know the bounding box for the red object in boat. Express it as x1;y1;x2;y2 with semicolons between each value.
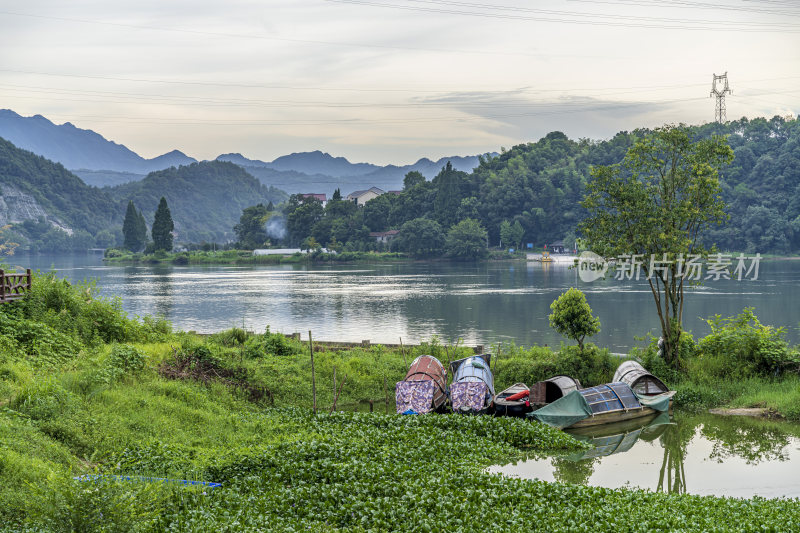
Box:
505;389;530;402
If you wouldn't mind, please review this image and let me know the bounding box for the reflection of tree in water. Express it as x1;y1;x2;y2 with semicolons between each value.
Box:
151;265;174;322
552;456;597;485
701;415;793;465
657;424;687;494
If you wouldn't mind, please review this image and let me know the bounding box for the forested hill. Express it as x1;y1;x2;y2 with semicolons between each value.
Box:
463;116;800;252
284;116;800;255
107;161;288;243
0;136;116;241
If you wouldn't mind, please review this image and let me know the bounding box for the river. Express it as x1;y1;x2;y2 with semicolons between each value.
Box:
7;252;800;350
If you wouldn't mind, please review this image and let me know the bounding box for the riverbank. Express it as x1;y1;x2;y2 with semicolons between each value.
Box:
102;248;524;265
2;276;800;530
103;249;416;265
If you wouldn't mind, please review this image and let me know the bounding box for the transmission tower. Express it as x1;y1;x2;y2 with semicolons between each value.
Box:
710;72;732;123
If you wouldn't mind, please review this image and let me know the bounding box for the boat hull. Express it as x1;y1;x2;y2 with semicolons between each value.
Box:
567;401;673;429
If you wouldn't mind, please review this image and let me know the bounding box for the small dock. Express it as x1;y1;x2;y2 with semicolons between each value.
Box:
0;269;32;303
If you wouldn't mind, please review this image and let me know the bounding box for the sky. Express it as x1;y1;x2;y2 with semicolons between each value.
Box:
1;0;798;165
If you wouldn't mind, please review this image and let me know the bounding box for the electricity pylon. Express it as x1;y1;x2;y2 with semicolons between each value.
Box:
710;72;732;123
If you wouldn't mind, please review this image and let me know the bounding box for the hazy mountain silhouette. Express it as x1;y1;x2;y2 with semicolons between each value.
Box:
0;109;196;176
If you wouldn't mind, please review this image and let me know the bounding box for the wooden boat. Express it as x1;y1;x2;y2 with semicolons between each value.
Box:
529;381;674;429
613;360;669;396
529;375;582;408
493;383;532;417
395;355;448;414
450;354;494;414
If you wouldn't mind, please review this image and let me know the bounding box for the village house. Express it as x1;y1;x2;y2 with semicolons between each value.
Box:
369;229;399;244
346;187;385;205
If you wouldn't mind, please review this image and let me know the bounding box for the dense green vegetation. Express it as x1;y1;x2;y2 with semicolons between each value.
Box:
0;137;117;251
270;117;800;258
107;161;287;244
1;275;800;530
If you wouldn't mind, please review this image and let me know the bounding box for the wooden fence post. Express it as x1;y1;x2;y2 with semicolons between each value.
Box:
399;337;408;369
0;269;5;302
309;330;317;414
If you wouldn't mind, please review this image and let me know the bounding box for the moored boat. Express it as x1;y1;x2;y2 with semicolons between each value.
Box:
493;383;532;417
529;381;674;429
529;375;582;408
395;355;448;414
450;354;494;414
613;360;669;396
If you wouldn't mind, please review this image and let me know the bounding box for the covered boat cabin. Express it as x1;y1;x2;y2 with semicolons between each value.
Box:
395;355;448;414
450;354;495;414
613;361;669;396
530;375;582;406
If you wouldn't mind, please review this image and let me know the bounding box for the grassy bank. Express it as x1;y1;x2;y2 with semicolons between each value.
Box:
2;276;800;530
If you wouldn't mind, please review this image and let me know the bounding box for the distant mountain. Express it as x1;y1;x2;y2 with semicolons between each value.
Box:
0;109;491;195
217;151;379;177
107;161;288;242
0;136;116;236
0;109;196;176
217;152;492;196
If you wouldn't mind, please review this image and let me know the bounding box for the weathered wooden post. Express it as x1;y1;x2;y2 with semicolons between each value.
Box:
26;269;32;292
383;376;388;405
309;330;317;414
0;269;5;302
399;337;408;369
333;366;337;407
369;399;374;412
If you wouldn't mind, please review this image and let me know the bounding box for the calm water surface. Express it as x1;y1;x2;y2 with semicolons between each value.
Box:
489;412;800;499
9;252;800;350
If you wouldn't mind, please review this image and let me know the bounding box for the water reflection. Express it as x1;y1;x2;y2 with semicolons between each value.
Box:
490;412;800;498
10;252;800;348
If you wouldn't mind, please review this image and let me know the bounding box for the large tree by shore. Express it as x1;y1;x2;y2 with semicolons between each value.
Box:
579;125;734;367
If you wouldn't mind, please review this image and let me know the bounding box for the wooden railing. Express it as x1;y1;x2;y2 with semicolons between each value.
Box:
0;269;32;303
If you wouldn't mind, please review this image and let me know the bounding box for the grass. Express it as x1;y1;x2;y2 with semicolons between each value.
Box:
1;275;800;530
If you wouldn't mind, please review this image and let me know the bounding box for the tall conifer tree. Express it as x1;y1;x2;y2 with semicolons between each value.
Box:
152;197;174;251
122;200;145;251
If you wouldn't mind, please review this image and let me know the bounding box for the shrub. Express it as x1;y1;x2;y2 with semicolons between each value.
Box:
696;308;797;378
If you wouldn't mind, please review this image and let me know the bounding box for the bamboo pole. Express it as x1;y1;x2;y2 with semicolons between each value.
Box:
399;337;409;369
309;330;316;414
329;374;347;414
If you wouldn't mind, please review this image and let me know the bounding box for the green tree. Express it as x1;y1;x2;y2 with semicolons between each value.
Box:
403;170;426;190
445;218;488;260
151;197;174;252
394;218;445;257
456;197;480;221
549;288;601;352
579;125;733;366
234;204;271;249
122;200;146;251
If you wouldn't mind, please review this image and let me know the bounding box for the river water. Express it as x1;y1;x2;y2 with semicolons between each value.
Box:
7;252;800;350
489;412;800;499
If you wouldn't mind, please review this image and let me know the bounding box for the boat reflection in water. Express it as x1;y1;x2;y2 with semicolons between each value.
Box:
561;411;686;494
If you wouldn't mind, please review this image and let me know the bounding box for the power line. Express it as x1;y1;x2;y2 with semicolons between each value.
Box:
326;0;800;31
3;68;799;97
